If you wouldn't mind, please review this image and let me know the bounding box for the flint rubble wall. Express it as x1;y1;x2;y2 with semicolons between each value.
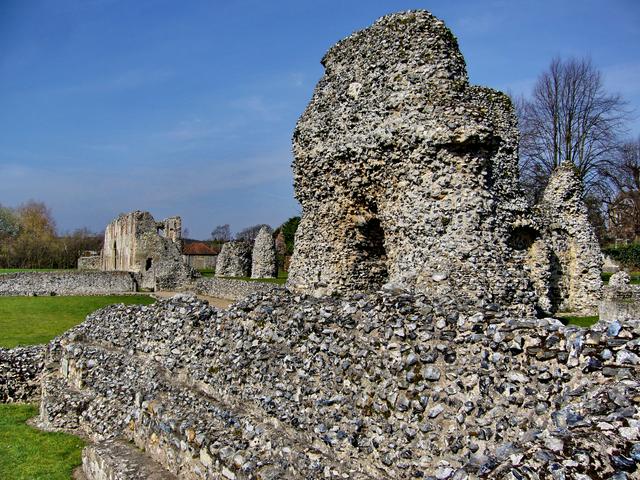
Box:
39;292;640;479
0;271;137;296
0;345;45;403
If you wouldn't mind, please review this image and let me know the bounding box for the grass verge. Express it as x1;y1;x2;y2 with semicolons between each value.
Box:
0;269;74;274
0;404;84;480
601;271;640;284
0;295;155;348
561;315;599;328
199;270;288;285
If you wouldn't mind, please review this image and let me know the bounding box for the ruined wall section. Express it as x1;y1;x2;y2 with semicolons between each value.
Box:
0;271;136;296
78;255;101;271
287;11;534;314
100;211;193;291
162;216;182;243
251;226;277;279
215;242;252;278
533;164;603;313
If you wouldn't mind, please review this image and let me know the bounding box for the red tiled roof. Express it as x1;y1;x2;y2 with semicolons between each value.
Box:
182;242;219;256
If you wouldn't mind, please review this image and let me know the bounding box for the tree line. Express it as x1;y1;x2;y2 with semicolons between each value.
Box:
0;201;102;269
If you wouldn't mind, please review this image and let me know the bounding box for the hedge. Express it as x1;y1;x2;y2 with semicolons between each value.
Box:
603;243;640;269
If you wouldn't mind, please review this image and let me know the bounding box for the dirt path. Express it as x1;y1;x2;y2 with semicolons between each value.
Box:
153;291;234;309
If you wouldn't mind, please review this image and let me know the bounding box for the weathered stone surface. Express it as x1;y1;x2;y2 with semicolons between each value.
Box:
531;163;603;314
251;227;277;279
287;11;602;317
78;254;101;271
0;345;45;403
600;280;640;325
27;10;619;480
0;271;136;296
610;271;631;289
82;439;177;480
287;10;536;314
101;211;193;291
39;292;640;479
215;242;252;278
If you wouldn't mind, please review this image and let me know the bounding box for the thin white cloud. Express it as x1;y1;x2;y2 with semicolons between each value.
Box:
0;148;293;215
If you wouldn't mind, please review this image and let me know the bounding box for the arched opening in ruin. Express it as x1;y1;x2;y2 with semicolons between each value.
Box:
113;241;117;270
508;226;539;251
145;258;153;272
348;207;389;290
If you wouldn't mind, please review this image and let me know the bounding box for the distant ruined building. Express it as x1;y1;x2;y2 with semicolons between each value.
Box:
100;211;192;291
287;11;602;314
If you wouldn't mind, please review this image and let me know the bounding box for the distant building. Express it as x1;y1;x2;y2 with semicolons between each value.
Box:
182;241;219;270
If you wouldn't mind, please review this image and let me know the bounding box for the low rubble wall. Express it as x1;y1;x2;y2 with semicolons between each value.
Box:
0;271;136;296
192;277;279;300
39;291;640;479
600;285;640;323
0;345;45;403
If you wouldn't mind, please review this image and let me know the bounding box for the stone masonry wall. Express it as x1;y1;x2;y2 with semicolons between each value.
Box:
0;271;136;296
600;272;640;324
533;163;603;314
251;226;277;279
0;345;45;403
101;211;192;291
215;241;252;278
40;292;640;478
78;255;101;271
287;10;535;315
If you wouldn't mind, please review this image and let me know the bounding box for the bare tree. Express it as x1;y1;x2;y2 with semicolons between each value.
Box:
235;224;271;243
518;57;629;201
606;137;640;241
210;224;231;242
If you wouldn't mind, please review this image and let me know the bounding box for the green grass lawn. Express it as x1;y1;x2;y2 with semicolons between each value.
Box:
0;269;75;274
601;271;640;284
199;269;288;284
0;295;155;348
0;404;84;480
562;315;599;328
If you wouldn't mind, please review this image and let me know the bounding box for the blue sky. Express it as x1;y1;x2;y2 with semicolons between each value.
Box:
1;0;639;238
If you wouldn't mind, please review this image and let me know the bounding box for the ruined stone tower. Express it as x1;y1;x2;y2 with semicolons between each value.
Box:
101;211;192;290
287;10;535;312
